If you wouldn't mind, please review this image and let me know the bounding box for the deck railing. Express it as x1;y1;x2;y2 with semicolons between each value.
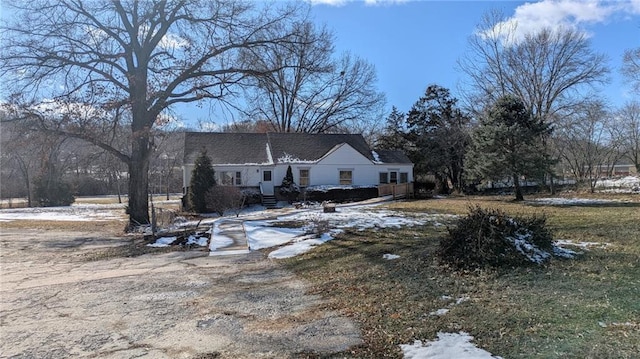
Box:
378;182;414;199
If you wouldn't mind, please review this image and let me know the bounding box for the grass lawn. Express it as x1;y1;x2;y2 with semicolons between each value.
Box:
281;195;640;358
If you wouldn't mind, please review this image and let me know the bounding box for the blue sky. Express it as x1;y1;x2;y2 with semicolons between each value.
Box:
308;0;640;114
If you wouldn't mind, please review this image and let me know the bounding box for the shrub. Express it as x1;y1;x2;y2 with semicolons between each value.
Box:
240;188;262;205
303;185;378;202
438;206;554;269
306;214;331;237
205;186;245;216
33;175;75;207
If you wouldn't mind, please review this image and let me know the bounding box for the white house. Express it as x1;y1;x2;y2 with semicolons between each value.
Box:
182;132;413;204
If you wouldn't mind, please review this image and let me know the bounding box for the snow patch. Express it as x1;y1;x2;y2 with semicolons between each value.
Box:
429;308;450;316
245;221;306;250
147;236;177;247
268;232;336;259
265;142;274;164
247;204;454;259
383;253;401;260
371;150;382;164
186;235;209;247
0;204;125;222
400;332;503;359
596;176;640;193
508;230;551;264
276;152;315;164
530;197;626;206
555;239;611;249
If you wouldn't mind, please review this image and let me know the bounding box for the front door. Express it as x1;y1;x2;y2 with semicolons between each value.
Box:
261;169;274;195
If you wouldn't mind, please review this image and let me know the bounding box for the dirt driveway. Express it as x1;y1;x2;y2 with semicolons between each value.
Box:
0;228;361;358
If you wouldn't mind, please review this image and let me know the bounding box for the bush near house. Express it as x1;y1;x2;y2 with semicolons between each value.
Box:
302;185;379;203
240;188;262;205
205;186;245;216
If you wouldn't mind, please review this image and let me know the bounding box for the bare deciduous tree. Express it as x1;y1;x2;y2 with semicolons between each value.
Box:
458;10;609;123
616;101;640;172
150;130;184;200
555;100;624;192
243;21;385;134
622;48;640;94
1;0;303;228
458;10;610;193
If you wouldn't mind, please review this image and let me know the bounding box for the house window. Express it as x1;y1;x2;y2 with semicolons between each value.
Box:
220;172;233;185
220;171;241;186
263;170;272;182
390;171;398;184
379;172;389;184
339;170;353;185
299;169;310;187
400;172;408;183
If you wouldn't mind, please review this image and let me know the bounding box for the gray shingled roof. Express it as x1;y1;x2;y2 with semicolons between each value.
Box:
184;132;269;164
375;149;412;164
267;133;375;163
183;132;412;165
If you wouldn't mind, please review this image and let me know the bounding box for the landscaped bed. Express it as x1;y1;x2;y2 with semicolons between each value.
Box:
280;195;640;358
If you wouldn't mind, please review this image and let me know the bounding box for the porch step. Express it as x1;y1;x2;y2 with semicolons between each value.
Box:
262;195;277;209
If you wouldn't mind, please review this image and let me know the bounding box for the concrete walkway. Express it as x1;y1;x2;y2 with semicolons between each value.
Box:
209;219;251;256
207;196;397;257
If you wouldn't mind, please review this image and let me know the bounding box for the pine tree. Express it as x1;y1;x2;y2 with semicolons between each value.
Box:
405;85;471;193
189;150;216;213
279;165;299;202
466;95;552;201
376;106;408;151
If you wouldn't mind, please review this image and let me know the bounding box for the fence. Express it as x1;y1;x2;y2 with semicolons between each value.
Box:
378;182;414;199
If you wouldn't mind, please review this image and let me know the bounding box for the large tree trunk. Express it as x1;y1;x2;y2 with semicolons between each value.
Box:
513;173;524;201
127;130;152;229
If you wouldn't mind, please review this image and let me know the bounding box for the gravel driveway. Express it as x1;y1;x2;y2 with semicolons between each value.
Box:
0;228;361;358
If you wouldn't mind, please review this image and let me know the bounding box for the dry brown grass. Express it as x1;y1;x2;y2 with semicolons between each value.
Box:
0;218;127;235
283;195;640;358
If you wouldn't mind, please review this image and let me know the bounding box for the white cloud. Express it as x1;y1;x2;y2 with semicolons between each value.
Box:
308;0;406;6
308;0;348;6
159;33;189;50
483;0;637;44
364;0;407;6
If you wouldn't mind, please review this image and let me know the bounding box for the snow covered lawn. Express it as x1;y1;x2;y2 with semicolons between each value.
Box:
596;176;640;193
0;203;126;222
244;204;456;259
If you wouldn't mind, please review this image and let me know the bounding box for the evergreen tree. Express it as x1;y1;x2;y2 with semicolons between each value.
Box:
376;106;408;151
466;95;552;201
405;85;471;193
279;165;299;202
189;150;216;213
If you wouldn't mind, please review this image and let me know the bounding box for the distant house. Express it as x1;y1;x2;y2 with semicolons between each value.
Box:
182;132;413;206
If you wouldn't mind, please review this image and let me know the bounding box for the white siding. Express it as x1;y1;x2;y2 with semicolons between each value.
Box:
275;144;368;186
183;143;414;190
183;165;262;188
